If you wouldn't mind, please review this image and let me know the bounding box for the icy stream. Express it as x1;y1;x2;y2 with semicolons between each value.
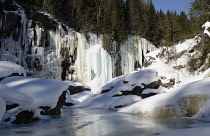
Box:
0;108;206;136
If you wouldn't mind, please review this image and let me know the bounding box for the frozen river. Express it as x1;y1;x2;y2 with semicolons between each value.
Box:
0;108;206;136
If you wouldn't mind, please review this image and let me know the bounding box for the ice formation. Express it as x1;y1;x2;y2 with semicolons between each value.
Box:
0;3;155;93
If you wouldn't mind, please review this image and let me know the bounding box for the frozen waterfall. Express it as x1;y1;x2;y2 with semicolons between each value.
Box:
0;5;156;93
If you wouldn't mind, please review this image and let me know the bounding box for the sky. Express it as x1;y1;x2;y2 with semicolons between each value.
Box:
152;0;195;14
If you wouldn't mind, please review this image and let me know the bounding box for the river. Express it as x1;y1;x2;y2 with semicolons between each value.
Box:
0;107;205;136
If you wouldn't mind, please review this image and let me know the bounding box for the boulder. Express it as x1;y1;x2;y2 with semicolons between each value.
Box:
40;91;67;115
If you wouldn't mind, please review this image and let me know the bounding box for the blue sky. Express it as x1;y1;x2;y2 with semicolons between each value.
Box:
152;0;195;14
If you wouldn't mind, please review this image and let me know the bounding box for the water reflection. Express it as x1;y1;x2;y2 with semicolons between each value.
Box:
0;107;205;136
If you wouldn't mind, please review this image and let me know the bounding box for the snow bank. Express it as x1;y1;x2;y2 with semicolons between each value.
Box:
159;123;210;136
119;78;210;119
1;76;69;109
0;61;26;78
0;97;6;122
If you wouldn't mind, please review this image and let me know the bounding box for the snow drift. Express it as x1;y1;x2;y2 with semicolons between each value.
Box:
119;78;210;119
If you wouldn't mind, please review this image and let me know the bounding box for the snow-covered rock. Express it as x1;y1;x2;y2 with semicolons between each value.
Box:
0;61;26;80
119;78;210;119
0;97;6;122
0;83;39;124
1;76;69;115
77;69;167;109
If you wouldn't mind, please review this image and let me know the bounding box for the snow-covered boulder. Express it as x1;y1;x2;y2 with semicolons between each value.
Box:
77;69;167;109
0;61;26;80
101;69;167;98
0;97;6;122
0;83;39;124
119;78;210;119
1;76;69;115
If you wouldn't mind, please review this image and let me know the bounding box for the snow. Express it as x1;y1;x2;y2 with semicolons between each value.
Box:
159;123;210;136
67;91;97;104
77;69;162;109
119;78;210;119
0;83;38;123
1;76;69;109
202;21;210;37
109;95;141;109
0;83;33;110
142;86;169;94
144;36;202;86
0;61;26;78
0;97;6;122
103;69;160;91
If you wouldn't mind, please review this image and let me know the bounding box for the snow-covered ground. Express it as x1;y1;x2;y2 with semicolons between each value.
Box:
0;61;26;78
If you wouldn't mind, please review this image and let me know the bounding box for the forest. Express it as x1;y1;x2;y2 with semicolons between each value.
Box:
11;0;210;52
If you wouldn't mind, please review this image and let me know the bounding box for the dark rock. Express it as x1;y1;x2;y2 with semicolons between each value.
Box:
123;80;129;84
64;102;74;106
11;110;35;124
0;73;24;81
39;91;67;115
114;105;126;109
141;93;157;99
68;86;91;95
6;104;19;110
161;79;175;89
101;88;112;94
141;80;161;89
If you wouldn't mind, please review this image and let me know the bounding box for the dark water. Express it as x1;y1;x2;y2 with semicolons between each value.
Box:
0;108;205;136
